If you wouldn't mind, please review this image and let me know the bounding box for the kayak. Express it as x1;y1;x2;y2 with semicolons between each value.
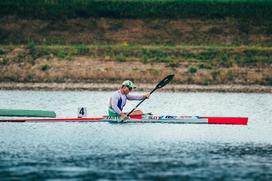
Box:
0;76;248;125
0;115;248;125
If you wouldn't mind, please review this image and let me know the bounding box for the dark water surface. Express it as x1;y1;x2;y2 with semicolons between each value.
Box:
0;90;272;180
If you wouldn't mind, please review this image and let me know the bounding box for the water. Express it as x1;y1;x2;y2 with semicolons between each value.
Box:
0;90;272;180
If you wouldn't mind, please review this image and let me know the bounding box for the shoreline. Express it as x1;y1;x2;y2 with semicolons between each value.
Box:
0;82;271;93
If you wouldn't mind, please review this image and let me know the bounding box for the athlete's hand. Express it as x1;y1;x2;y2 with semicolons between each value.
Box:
144;93;151;99
120;112;128;120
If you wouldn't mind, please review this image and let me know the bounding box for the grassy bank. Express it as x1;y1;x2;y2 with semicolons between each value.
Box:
1;44;271;85
0;1;271;88
1;17;272;45
2;43;272;67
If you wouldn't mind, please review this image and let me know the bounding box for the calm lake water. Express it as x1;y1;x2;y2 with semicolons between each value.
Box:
0;90;272;180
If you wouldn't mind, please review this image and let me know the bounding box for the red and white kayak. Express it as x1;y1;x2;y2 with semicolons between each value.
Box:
0;115;248;125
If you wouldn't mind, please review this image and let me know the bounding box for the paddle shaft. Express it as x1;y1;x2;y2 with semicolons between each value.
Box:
126;74;174;117
127;88;157;117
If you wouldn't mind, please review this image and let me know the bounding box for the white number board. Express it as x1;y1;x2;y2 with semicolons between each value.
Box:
78;107;87;118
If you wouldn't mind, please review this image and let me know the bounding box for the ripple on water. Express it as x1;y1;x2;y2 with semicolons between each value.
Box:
0;91;272;180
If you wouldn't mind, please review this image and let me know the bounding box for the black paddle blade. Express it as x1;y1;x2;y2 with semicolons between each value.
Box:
155;74;175;89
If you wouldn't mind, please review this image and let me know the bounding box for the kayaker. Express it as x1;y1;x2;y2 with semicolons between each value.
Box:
108;80;150;119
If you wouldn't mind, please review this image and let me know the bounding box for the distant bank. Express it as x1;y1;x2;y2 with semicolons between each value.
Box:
0;46;271;87
1;1;271;89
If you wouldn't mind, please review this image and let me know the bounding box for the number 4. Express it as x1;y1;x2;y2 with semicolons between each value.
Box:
78;107;87;118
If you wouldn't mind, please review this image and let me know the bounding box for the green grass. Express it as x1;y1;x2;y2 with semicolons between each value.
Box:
0;0;272;20
2;44;272;67
1;43;271;85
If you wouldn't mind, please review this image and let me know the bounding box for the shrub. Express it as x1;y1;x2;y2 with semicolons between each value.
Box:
41;64;49;72
207;27;224;35
1;58;8;65
219;53;233;67
198;63;204;69
197;63;212;69
198;49;218;61
26;41;41;59
0;48;4;55
26;41;36;50
226;70;234;81
143;55;149;64
202;78;210;86
15;53;24;63
75;44;89;55
238;20;250;34
188;66;197;74
116;53;126;62
264;76;272;85
168;60;180;68
56;51;68;59
148;68;160;76
211;70;220;81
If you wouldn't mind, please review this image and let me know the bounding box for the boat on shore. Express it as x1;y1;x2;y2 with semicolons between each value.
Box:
0;109;56;118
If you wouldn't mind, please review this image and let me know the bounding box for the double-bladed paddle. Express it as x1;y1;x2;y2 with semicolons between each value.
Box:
126;74;175;118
